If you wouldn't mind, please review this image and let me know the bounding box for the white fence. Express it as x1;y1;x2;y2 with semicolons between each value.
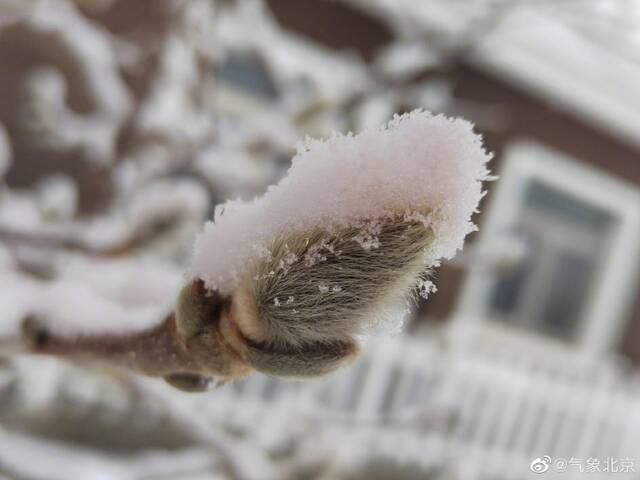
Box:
189;335;640;480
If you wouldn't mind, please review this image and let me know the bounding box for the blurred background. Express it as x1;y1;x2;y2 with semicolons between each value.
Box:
1;0;640;479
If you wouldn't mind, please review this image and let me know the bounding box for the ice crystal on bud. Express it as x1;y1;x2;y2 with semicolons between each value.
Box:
417;279;437;299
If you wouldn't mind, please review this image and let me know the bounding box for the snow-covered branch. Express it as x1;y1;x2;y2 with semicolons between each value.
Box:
2;110;490;390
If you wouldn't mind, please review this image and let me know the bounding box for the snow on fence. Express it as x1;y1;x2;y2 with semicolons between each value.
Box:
187;335;640;479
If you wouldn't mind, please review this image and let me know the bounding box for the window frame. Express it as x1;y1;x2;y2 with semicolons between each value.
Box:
453;141;640;355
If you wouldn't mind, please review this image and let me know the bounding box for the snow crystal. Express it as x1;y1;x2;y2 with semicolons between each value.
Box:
303;239;334;266
192;110;492;294
276;247;297;275
318;284;342;294
417;279;438;299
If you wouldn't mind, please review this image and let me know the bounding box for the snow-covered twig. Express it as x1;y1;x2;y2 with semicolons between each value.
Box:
3;111;491;389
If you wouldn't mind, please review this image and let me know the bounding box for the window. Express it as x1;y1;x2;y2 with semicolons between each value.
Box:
455;142;640;354
488;181;615;342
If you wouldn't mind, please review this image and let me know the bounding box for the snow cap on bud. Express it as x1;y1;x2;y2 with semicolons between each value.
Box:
189;110;491;377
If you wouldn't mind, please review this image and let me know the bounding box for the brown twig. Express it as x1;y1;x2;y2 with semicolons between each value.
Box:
20;284;252;392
